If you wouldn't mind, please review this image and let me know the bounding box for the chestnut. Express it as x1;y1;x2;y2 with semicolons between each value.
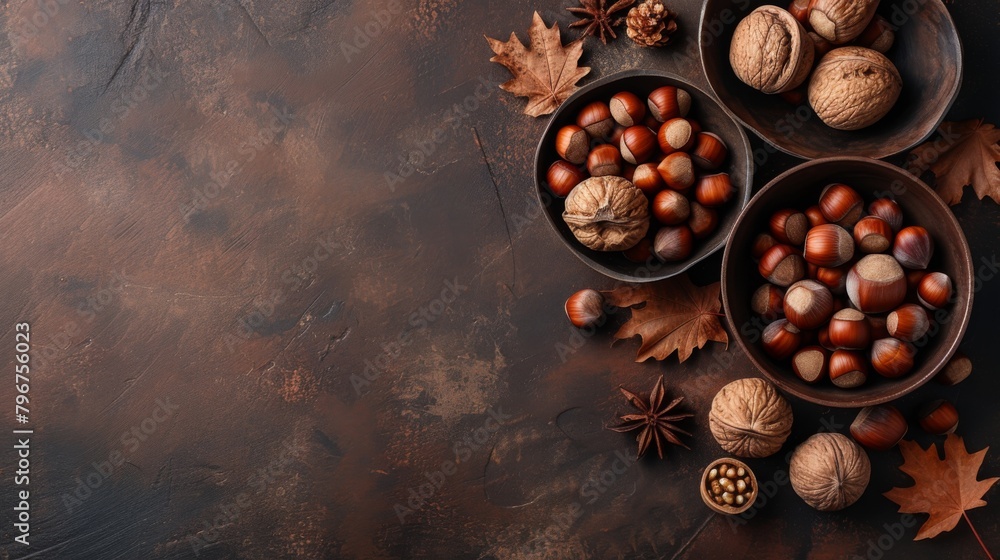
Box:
652;189;691;225
886;304;930;342
694;173;734;207
656;118;694;154
751;233;778;260
555;125;589;164
770;209;809;246
565;289;605;329
827;308;871;350
829;350;869;388
792;345;829;383
803;224;854;267
624;238;653;263
846;254;906;313
870;337;916;378
853;216;893;254
759;244;807;287
819;183;864;227
783;280;834;330
804;205;827;228
868;198;903;232
647;86;691;122
762;319;802;360
620;126;657;164
576;101;614;139
814;265;848;294
892;226;933;270
752;283;785;320
609;91;646;127
657;152;695;191
587;144;623;177
632;163;665;195
688;201;719;239
935;352;972;386
918;399;959;435
546;160;585;197
690;132;728;169
850;405;907;451
917;271;953;310
653;225;694;262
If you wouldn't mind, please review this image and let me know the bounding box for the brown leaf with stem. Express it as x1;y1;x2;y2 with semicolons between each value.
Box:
602;275;728;363
485;12;591;117
907;119;1000;206
884;435;998;557
609;375;692;459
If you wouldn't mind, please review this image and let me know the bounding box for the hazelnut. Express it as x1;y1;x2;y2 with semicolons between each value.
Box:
546;160;586;197
623;238;653;263
652;189;691;225
657;118;694;154
886;304;930;342
730;6;815;94
770;209;809;246
803;223;854;267
609;91;646;127
620;126;657;165
792;346;829;384
917;272;953;310
751;284;785;320
819;184;864;227
893;226;934;270
853;16;895;53
688;201;719;239
829;349;868;388
850;405;907;451
808;47;902;131
868;198;903;232
555;125;589;164
709;378;793;458
790;433;870;511
762;319;802;360
918;399;959;435
690;132;728;170
935;352;972;386
814;265;848;294
853;216;894;254
752;233;779;260
565;289;605;329
828;308;871;350
647;86;691;122
654;225;694;262
586;144;623;177
694;173;734;207
804;205;827;228
870;337;916;378
783;280;834;330
657;152;695;191
576;101;615;138
631;163;666;195
846;254;907;313
759;244;807;287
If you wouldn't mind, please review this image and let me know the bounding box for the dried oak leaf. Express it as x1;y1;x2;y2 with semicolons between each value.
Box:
485;12;591;117
603;275;728;363
907;119;1000;206
884;435;999;540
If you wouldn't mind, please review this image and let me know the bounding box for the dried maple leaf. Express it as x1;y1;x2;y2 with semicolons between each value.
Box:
603;275;728;363
907;119;1000;206
485;12;591;117
884;435;998;552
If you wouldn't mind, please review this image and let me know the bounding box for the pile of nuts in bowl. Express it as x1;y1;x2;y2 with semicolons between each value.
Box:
750;183;955;389
545;86;736;263
728;0;901;130
705;460;756;511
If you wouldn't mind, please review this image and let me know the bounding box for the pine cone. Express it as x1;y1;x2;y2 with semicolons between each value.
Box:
626;0;678;47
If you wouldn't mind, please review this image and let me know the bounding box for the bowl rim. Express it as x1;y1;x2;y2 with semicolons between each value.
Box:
696;0;964;160
533;69;754;283
721;156;974;408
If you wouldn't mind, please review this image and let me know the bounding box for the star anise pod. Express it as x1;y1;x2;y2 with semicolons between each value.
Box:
609;375;693;459
568;0;636;44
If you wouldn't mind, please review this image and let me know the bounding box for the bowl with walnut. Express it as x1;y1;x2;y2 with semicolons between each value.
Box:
698;0;961;159
721;157;973;408
534;70;753;282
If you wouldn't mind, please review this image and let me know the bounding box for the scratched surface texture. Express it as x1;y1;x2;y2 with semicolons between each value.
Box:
0;0;998;559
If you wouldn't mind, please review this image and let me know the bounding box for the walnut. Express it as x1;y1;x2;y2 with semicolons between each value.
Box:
709;378;793;458
562;176;649;251
790;432;871;511
729;6;815;94
809;0;878;44
808;47;902;130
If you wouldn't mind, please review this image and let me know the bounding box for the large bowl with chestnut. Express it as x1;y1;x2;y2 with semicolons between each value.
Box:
534;70;753;282
721;157;973;408
699;0;962;159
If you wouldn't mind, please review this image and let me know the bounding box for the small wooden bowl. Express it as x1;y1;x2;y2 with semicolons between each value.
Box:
721;157;973;408
699;0;962;159
533;70;753;282
700;458;758;515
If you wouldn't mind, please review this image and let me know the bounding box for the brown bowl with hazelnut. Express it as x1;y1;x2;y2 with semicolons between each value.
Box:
534;70;753;282
700;458;758;514
721;157;973;408
699;0;962;159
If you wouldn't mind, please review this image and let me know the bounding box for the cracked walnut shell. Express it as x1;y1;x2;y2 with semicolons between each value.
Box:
790;432;871;511
729;6;815;94
562;176;649;251
808;47;902;131
709;378;793;458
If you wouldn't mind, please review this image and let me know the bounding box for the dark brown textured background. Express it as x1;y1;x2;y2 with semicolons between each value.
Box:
0;0;998;558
